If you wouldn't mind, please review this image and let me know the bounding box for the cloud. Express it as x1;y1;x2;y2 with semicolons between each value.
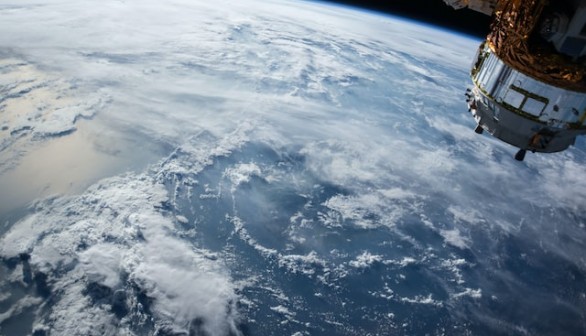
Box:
349;251;383;269
1;0;585;334
439;228;470;250
224;162;262;189
400;294;443;307
0;174;241;335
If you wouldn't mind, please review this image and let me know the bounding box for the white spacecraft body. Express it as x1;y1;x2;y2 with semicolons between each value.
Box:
443;0;497;15
470;42;586;158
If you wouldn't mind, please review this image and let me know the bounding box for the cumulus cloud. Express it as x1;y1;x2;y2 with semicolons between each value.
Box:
224;162;262;189
349;251;383;269
0;174;240;335
439;228;470;250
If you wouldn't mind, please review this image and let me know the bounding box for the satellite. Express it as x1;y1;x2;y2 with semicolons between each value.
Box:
444;0;586;161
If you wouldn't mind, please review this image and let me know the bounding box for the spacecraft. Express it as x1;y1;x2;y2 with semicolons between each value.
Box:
444;0;586;161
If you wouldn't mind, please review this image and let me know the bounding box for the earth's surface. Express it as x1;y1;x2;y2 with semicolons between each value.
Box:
1;0;586;335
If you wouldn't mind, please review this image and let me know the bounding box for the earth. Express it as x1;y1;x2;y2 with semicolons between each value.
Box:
1;0;586;335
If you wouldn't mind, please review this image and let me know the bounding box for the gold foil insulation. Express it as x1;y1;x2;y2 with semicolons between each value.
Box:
488;0;586;93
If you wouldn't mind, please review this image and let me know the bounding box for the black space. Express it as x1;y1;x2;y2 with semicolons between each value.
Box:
322;0;492;37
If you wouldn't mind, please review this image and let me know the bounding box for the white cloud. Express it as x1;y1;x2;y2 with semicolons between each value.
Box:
79;244;123;289
0;296;43;325
278;251;327;275
540;159;586;212
439;228;470;250
349;251;383;269
0;174;240;335
224;163;262;188
453;288;482;300
0;0;585;333
321;188;420;229
400;294;443;307
270;305;296;318
448;206;485;225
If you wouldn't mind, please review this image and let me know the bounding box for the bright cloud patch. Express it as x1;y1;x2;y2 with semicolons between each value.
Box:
0;174;240;335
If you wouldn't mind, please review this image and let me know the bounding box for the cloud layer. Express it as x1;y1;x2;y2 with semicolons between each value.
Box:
1;0;585;335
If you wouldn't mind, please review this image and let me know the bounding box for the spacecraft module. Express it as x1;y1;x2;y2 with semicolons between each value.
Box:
444;0;586;161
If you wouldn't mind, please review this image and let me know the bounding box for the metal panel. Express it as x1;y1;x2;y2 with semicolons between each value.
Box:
471;43;586;129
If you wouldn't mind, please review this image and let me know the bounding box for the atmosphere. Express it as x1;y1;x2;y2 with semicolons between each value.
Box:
323;0;492;36
1;1;585;335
